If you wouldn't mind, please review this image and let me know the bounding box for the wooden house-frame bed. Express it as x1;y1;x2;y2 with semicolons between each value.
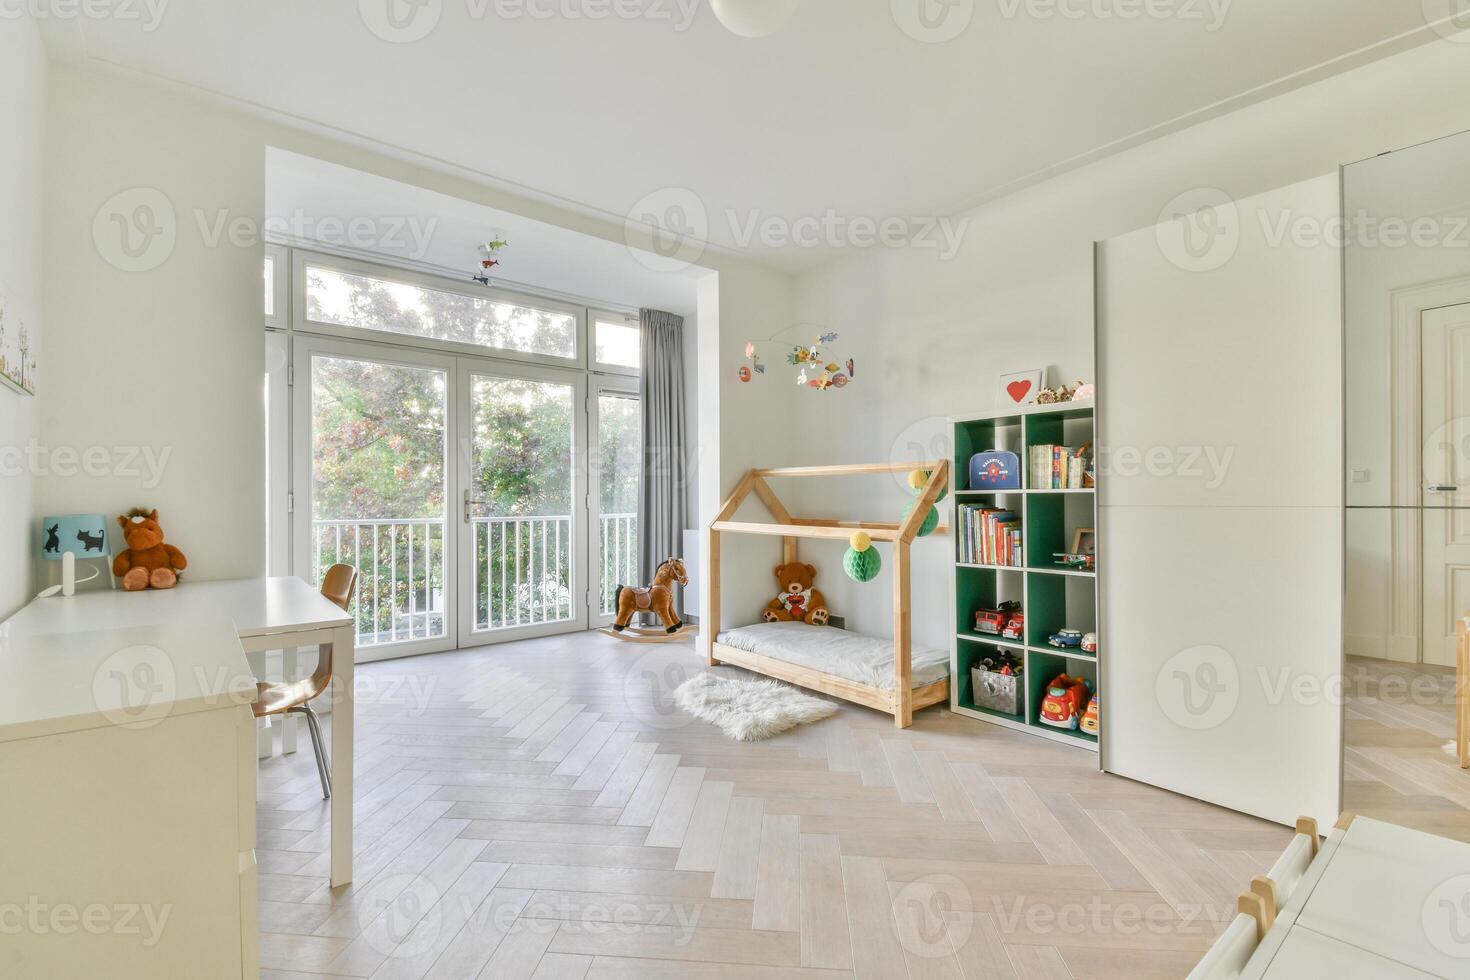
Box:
705;460;950;728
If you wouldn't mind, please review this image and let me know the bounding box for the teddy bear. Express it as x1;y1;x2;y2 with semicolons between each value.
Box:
112;508;188;591
762;562;830;626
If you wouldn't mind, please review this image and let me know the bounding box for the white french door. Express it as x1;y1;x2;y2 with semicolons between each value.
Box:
455;360;589;644
292;334;639;657
293;335;458;661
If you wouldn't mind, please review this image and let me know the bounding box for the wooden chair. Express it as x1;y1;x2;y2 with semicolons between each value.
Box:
253;564;357;799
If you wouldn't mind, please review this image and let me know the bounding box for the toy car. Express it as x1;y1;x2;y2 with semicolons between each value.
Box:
974;600;1021;636
1080;694;1100;735
1000;613;1025;641
1047;628;1084;649
1081;632;1098;653
974;609;1007;634
1039;674;1090;730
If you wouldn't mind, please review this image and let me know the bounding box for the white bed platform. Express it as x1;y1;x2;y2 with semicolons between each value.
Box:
706;461;951;728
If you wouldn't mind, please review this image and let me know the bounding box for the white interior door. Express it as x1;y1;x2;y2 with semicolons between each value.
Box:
455;359;589;645
1421;302;1470;667
591;382;641;626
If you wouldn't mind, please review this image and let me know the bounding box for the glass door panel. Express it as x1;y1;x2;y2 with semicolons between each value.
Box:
460;367;586;641
593;389;641;623
304;347;451;656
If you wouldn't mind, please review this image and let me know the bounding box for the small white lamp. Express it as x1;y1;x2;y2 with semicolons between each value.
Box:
38;514;109;597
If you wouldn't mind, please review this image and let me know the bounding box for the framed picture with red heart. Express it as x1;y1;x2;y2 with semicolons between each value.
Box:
998;368;1044;408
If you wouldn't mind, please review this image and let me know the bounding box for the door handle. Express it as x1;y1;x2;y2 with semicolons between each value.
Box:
463;489;492;522
1428;485;1460;493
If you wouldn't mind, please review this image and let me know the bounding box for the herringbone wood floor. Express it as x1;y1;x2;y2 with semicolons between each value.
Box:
256;631;1290;980
1342;656;1469;844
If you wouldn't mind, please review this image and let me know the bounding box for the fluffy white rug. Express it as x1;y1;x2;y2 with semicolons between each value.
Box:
674;671;837;741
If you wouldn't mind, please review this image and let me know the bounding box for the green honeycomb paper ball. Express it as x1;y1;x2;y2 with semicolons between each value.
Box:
907;469;948;502
903;500;940;537
843;544;881;583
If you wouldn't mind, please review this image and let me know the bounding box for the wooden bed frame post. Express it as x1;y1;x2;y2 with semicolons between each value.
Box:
893;462;949;728
705;460;951;729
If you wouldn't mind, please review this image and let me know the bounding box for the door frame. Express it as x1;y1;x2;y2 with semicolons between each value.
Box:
590;377;641;628
1388;275;1470;665
292;333;461;663
454;357;591;646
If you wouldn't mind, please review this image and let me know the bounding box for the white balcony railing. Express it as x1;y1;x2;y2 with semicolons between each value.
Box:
313;513;637;645
313;518;446;647
600;513;637;615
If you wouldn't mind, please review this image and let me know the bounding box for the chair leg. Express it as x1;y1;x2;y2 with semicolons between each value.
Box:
291;704;332;800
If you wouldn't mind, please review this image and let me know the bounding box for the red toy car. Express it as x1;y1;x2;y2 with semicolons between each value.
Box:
1001;613;1025;641
1039;674;1090;730
973;601;1022;636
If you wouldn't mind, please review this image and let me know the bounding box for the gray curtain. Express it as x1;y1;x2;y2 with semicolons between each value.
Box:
638;308;687;584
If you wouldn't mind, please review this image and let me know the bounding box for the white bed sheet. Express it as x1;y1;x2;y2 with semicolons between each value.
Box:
715;622;950;691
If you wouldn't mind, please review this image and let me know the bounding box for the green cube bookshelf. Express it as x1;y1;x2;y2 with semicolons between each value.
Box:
950;401;1099;751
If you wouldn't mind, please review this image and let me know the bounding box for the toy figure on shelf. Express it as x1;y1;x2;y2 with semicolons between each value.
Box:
1039;674;1091;730
1080;694;1100;735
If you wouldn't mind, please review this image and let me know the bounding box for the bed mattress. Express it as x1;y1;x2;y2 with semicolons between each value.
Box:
715;622;950;692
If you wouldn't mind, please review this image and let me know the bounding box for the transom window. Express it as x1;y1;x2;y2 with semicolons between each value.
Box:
304;264;578;361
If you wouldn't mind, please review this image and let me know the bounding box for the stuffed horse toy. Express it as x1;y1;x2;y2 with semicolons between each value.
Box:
612;557;688;634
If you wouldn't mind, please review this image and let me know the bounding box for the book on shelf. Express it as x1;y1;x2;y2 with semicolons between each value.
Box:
1030;444;1088;489
956;505;1022;566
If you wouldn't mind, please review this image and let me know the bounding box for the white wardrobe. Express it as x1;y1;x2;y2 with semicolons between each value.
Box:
1095;174;1344;828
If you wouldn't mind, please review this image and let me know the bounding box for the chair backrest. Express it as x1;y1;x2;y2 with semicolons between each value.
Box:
311;564;358;690
322;563;358;612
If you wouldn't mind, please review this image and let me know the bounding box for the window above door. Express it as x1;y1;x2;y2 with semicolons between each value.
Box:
293;251;586;368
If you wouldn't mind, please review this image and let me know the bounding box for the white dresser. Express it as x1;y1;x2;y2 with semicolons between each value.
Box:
0;620;260;978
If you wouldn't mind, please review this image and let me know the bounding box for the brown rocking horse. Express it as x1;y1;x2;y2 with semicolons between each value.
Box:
603;557;694;642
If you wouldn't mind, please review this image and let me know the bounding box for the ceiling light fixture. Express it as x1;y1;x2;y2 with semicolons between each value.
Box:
710;0;799;38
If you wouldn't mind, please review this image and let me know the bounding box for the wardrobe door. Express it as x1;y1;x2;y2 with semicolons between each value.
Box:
1096;174;1342;827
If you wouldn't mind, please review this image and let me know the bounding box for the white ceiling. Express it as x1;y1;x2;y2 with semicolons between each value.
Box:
46;0;1452;269
266;149;703;318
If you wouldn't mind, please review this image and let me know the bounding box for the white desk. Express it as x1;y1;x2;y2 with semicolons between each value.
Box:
1244;816;1470;978
6;576;355;888
0;621;261;977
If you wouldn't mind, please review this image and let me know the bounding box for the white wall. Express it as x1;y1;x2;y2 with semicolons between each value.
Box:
39;62;792;620
792;37;1470;653
0;17;45;618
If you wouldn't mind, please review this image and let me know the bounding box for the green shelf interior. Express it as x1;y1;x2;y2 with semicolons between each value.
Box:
954;489;1024;567
1024;492;1095;569
954;416;1023;493
954;565;1023;640
1025;570;1096;649
1022;409;1095;491
1026;649;1098;742
954;639;1025;720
